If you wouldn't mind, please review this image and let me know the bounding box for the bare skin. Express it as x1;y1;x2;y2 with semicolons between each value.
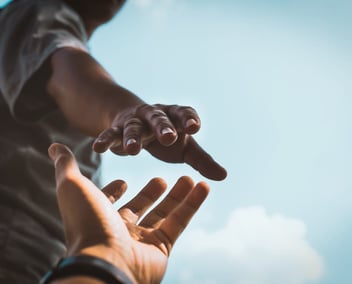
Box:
63;0;127;37
48;143;210;284
47;46;227;180
47;1;227;181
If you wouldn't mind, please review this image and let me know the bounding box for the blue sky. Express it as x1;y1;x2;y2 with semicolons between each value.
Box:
1;0;351;283
91;1;351;283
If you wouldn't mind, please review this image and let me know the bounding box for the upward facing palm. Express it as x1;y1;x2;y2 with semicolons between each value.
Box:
49;143;209;284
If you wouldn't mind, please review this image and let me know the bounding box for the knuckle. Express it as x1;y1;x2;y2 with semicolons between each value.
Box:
135;103;153;116
179;106;197;115
123;118;143;129
148;109;169;123
101;127;121;139
168;104;191;117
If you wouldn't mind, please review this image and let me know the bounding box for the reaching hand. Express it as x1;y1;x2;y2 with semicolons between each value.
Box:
92;103;227;181
48;143;210;284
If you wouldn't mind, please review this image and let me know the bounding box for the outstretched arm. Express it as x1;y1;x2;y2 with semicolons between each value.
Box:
47;47;227;180
45;143;210;284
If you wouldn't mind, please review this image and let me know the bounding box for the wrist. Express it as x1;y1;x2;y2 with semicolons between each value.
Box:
52;275;106;284
78;245;136;283
40;255;135;284
106;95;145;128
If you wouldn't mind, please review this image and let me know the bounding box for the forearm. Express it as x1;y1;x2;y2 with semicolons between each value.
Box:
47;47;144;137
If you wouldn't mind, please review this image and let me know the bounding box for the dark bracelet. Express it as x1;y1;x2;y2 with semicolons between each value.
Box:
40;255;133;284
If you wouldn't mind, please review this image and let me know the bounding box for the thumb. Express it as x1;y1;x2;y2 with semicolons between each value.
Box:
48;143;127;255
48;143;81;185
48;143;103;250
184;137;227;181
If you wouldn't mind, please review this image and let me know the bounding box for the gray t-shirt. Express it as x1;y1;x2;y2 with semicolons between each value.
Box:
0;1;101;282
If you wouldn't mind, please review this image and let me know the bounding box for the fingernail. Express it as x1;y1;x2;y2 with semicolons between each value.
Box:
161;127;174;135
48;145;58;161
126;138;137;146
94;138;104;143
185;119;197;129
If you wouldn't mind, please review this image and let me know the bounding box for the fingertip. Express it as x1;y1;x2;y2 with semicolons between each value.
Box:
200;166;227;181
102;179;128;203
177;176;194;188
187;181;210;206
48;143;77;176
185;118;200;134
141;177;168;200
94;127;122;153
92;139;107;153
149;177;167;190
125;139;142;155
109;179;128;192
48;143;59;161
215;167;228;181
161;127;174;136
221;168;228;180
195;181;210;195
48;143;69;162
160;129;177;146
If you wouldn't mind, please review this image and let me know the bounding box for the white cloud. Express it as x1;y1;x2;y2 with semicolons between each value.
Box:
165;206;324;284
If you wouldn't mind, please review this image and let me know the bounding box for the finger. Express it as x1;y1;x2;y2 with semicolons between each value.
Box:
184;136;227;181
48;143;128;253
164;105;201;134
48;143;81;184
123;118;144;155
139;176;194;228
101;179;128;203
93;127;122;153
119;178;167;224
137;105;177;146
155;182;210;255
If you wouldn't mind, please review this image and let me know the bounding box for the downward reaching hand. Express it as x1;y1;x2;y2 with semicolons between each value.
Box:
92;104;227;181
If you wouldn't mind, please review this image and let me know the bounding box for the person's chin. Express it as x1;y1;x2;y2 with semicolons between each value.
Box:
95;0;126;21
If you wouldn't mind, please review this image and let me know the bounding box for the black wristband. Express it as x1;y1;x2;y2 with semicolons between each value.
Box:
40;255;133;284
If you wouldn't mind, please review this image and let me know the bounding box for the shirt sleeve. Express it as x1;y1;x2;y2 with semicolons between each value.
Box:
0;0;89;122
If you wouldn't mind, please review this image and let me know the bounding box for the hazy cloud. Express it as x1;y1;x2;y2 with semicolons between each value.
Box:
132;0;153;8
131;0;175;18
165;206;324;284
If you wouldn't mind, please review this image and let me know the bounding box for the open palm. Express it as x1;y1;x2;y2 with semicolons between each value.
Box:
49;143;209;284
